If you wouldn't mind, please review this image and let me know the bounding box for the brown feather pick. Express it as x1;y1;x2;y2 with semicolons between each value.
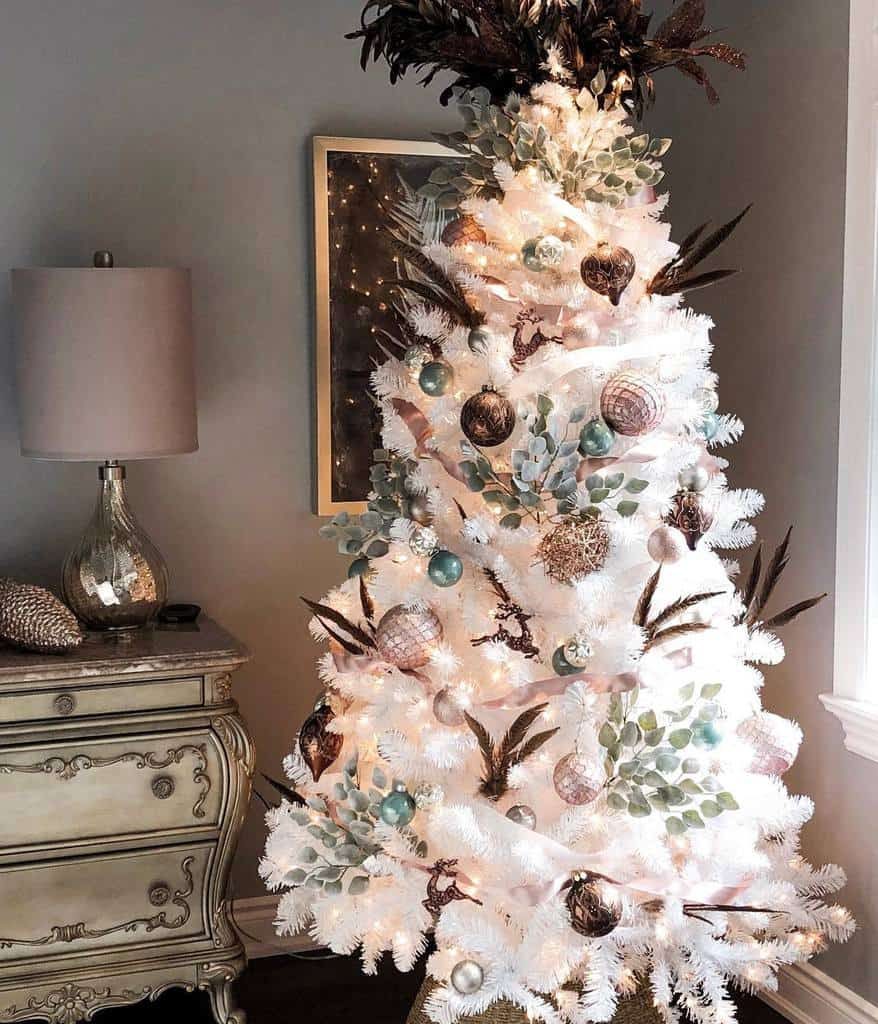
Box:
301;596;376;651
649;205;751;297
464;703;558;800
634;567;662;627
737;527;827;631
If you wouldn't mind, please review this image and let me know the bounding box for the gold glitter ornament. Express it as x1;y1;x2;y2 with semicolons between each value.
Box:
537;519;610;585
375;604;443;670
0;578;83;654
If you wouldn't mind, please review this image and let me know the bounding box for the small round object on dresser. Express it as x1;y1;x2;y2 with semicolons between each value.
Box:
53;693;76;717
505;804;537;829
375;605;444;671
428;550;464;588
450;959;485;995
442;215;487;249
600;371;666;437
379;782;417;827
647;525;689;564
460;387;517;447
148;883;171;907
578;417;615;457
0;578;83;654
151;775;176;800
419;361;454;397
553;754;602;806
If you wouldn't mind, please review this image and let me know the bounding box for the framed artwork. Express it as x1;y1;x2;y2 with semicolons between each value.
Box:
313;136;463;515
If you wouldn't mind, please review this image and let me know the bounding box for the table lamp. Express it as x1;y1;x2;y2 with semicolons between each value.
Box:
11;252;197;630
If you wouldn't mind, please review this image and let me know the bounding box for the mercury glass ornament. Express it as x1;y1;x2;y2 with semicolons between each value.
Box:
698;412;720;441
565;872;622;937
299;704;343;782
694;387;720;414
538;518;610;585
600;371;666;437
409;526;439;558
678;466;710;493
534;235;565;267
468;325;493;355
404;344;430;371
375;604;443;670
450;959;485;995
407;492;434;527
580;243;636;306
460;387;516;447
578;417;615;457
428;549;463;588
433;687;466;726
563;636;593;669
521;237;548;272
506;804;537;829
737;712;802;776
379;782;417;827
553;754;602;805
664;491;713;551
647;526;688;564
419;360;454;397
414;782;445;809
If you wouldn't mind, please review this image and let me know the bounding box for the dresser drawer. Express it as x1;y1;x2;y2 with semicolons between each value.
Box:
0;729;223;851
0;843;210;962
0;675;204;725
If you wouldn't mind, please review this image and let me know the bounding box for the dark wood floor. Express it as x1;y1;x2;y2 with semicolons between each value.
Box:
93;953;788;1024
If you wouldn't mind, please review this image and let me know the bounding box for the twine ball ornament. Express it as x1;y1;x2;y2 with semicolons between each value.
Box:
737;712;802;776
506;804;537;829
600;371;666;437
565;872;622;938
375;605;443;671
538;518;610;585
0;579;83;654
299;703;343;782
460;387;516;448
664;491;714;551
409;526;439;558
450;959;485;995
433;687;466;726
442;215;487;248
553;754;602;805
647;525;689;564
580;243;637;306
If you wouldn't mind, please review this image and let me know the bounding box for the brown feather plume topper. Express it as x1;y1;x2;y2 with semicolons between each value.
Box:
348;0;745;116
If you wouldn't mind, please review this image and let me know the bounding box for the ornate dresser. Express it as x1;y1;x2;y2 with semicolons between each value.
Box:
0;617;253;1024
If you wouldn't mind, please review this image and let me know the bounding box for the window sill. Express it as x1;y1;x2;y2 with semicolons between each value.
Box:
820;694;878;763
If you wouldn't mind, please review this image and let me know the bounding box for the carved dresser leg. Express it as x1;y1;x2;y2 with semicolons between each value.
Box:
199;962;246;1024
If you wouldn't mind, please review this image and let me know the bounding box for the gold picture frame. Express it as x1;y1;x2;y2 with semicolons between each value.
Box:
313;136;461;516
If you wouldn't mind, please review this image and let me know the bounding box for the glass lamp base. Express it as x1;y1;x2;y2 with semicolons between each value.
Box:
62;462;169;630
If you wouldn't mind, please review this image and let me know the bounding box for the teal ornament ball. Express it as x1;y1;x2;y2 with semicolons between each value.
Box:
419;361;454;397
552;646;581;677
694;720;723;749
428;550;463;587
379;784;416;827
579;418;615;457
698;412;720;441
521;238;547;272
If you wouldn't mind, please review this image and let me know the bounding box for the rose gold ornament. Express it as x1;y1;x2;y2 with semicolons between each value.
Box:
600;371;666;436
737;712;802;776
375;604;443;671
460;387;516;447
299;704;343;782
664;491;714;551
647;525;689;564
580;243;636;306
441;215;487;248
433;687;466;726
553;754;602;805
538;519;610;585
565;872;622;937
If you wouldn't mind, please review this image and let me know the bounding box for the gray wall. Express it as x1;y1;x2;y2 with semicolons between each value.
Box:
0;0;872;1006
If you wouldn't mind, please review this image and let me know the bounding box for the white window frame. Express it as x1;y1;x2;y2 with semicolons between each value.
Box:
821;0;878;761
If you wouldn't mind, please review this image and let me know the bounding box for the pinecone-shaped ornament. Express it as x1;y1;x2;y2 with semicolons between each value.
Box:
299;702;343;782
581;243;636;305
460;387;516;447
0;578;83;654
442;215;487;248
537;519;610;585
565;872;622;937
664;491;714;550
600;371;666;436
375;604;443;670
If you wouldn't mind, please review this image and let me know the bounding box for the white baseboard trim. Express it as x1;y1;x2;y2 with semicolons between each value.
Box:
761;963;878;1024
232;895;317;959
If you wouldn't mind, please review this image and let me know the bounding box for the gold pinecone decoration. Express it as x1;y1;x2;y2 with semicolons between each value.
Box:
0;579;84;654
538;519;610;585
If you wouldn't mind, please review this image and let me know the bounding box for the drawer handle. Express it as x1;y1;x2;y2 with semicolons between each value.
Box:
53;693;76;717
151;775;175;800
148;882;171;907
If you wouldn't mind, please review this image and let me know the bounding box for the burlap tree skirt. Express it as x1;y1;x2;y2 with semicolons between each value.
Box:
405;980;661;1024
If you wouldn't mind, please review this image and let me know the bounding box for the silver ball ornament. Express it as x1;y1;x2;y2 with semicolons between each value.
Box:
647;526;689;564
433;687;466;726
678;466;710;493
534;234;565;268
375;605;443;671
553;754;602;806
404;345;430;371
407;493;434;526
563;636;593;669
694;387;720;414
413;782;445;809
468;326;493;355
451;959;485;995
505;804;537;829
409;526;439;558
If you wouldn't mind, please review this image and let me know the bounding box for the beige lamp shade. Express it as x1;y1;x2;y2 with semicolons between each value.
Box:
12;266;197;460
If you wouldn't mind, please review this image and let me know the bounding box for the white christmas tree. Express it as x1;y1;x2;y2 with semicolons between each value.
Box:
262;4;853;1022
